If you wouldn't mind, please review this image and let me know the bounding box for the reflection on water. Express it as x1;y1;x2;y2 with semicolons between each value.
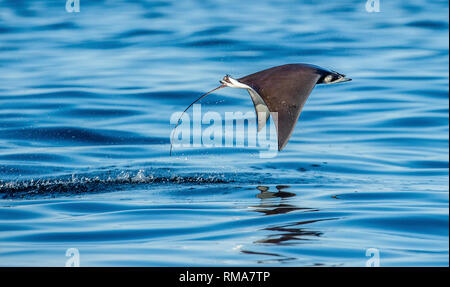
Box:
256;185;297;200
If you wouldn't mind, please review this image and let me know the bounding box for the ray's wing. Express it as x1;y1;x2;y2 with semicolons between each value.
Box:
238;64;321;151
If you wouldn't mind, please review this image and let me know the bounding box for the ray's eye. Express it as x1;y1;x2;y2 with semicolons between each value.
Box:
324;74;333;83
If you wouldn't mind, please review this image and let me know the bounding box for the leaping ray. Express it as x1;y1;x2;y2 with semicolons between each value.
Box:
170;63;351;155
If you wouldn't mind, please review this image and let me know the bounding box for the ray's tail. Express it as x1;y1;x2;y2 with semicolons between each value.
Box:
170;84;225;156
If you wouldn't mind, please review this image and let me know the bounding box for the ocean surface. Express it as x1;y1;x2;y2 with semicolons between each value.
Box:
0;0;448;266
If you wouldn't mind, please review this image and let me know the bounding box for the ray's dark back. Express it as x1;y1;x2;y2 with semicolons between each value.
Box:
238;64;323;150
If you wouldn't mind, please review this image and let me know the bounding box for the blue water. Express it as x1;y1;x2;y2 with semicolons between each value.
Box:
0;0;448;266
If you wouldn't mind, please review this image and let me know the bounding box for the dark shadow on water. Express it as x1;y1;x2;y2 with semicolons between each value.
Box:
255;185;297;200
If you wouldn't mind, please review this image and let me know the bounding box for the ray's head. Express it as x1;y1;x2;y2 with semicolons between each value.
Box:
317;69;352;85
